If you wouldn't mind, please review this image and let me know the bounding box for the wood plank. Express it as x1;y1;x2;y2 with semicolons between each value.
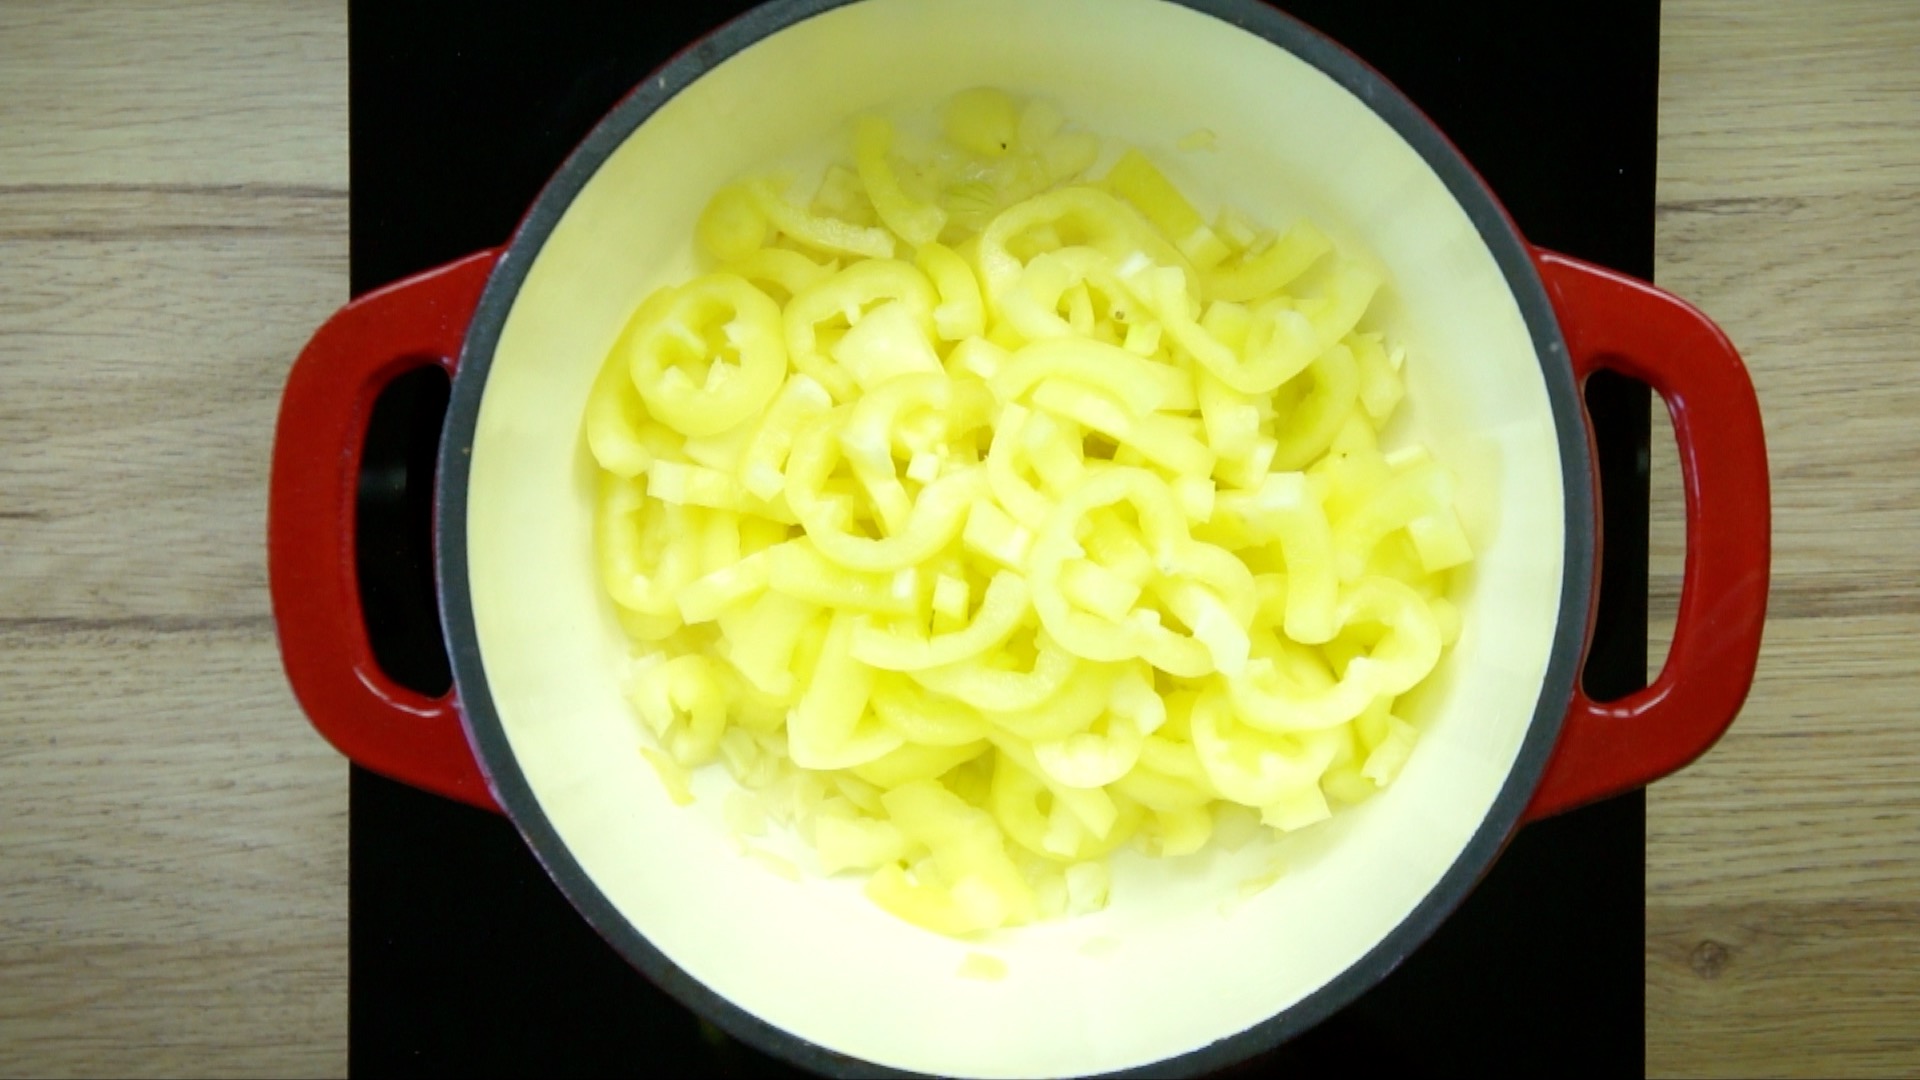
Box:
1649;903;1920;1078
0;2;349;1076
1656;0;1920;203
0;218;346;623
0;1;346;189
1648;1;1920;1076
0;626;347;1079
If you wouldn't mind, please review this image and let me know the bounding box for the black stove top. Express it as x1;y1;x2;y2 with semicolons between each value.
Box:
345;2;1653;1074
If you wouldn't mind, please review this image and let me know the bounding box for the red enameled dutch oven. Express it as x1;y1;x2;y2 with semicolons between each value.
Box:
268;0;1769;1075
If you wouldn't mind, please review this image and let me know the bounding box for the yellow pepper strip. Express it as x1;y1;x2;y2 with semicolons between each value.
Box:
696;183;772;263
623;272;789;438
864;864;999;936
881;779;1038;926
945;335;1008;382
983;404;1056;531
1018;407;1089;496
665;654;729;765
1152;577;1253;677
1202;219;1333;303
870;674;993;747
786;613;901;770
909;628;1079;713
855;115;948;248
943;87;1019;158
583;325;659;477
1407;508;1473;576
1196;369;1261;463
815;815;909;875
975;186;1193;314
722;246;839;303
851;739;990;788
737;373;833;500
715;589;817;698
812;164;880;227
1216;471;1337;644
1029;467;1251;677
1060;559;1142;623
596;476;696;619
748;176;896;260
1031;664;1157;788
1115;724;1216;811
765;537;919;616
1336;576;1443;697
961;497;1036;571
1268;342;1361;471
829;299;944;394
1189;684;1345;809
986;748;1055;857
677;549;772;625
786;411;988;572
646;460;753;511
917;242;986;341
841;372;991;480
1332;458;1457;581
989;738;1137;854
1347;331;1404;422
627;653;730;766
1227;649;1378;735
998;246;1136;343
1295;260;1381;350
850;572;1031;671
1102;148;1231;270
1143;806;1214;856
1020;381;1215;479
1123;264;1315;396
989;336;1175;416
784;258;938;401
982;657;1121;741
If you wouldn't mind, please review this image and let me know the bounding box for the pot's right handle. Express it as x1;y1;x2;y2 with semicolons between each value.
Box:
1523;250;1770;821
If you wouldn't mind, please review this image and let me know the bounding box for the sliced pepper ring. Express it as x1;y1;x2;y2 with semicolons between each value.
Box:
623;272;788;438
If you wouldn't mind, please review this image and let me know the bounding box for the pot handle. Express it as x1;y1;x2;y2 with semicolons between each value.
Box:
268;249;504;813
1523;249;1770;821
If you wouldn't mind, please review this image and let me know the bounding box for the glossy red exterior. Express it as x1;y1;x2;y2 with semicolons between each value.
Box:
267;248;504;812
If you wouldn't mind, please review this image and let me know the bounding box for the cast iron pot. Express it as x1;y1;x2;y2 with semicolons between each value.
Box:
268;0;1770;1075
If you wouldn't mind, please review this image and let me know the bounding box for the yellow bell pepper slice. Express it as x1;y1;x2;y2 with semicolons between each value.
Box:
1102;148;1231;270
870;674;993;747
908;628;1079;713
721;246;838;302
622;272;789;438
855;115;948;248
850;572;1031;671
975;186;1193;314
917;241;986;341
1189;684;1344;809
786;613;901;770
1202;219;1333;303
748;176;895;260
784;258;938;401
1269;341;1361;471
989;336;1177;416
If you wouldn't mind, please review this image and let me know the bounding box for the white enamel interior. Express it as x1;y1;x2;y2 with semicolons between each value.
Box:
461;0;1569;1075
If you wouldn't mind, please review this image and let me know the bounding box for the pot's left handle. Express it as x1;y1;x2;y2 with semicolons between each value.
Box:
269;249;504;813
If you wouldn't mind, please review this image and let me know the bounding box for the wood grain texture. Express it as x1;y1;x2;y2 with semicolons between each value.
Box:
0;3;349;1078
1647;1;1920;1077
0;0;1914;1077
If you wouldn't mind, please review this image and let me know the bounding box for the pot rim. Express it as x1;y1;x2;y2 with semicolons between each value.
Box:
433;0;1597;1074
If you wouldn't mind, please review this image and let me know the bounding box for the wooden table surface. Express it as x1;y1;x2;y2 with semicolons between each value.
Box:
2;2;1914;1076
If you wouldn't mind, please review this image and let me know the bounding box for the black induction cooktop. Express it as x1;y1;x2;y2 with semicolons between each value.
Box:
345;2;1654;1074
